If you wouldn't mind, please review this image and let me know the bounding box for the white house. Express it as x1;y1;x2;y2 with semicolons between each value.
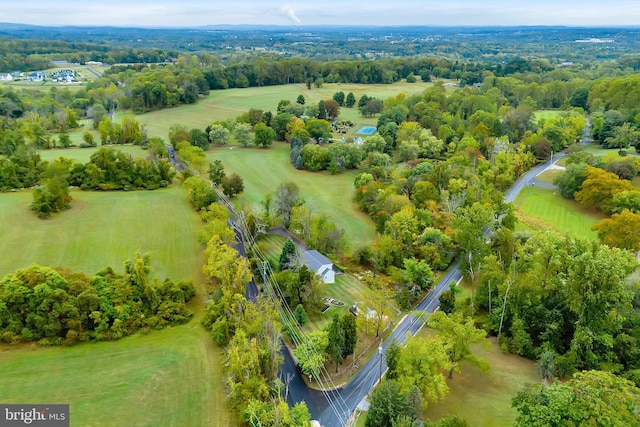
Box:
301;250;335;284
0;73;12;81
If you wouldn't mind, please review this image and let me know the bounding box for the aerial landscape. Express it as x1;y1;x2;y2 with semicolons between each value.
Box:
1;1;640;426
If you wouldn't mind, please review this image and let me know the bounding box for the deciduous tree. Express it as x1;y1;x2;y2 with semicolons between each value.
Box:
253;123;276;147
233;122;253;147
512;370;640;427
428;311;489;379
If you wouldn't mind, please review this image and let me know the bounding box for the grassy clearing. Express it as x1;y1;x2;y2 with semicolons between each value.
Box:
513;186;603;239
38;144;149;164
137;82;434;138
0;186;203;283
535;169;562;185
421;336;539;426
208;142;376;246
534;110;563;122
0;322;229;427
256;233;289;268
0;185;230;425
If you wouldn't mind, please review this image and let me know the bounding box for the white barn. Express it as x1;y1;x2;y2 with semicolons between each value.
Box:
301;250;335;284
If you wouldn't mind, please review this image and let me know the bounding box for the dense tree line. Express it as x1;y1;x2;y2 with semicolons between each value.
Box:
475;232;639;377
86;51;640;115
44;146;173;191
0;253;195;345
0;39;176;73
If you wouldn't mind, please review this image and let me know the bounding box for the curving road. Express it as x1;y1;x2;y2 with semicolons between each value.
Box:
316;122;591;426
224;121;591;426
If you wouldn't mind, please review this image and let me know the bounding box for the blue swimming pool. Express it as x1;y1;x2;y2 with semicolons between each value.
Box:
355;126;376;135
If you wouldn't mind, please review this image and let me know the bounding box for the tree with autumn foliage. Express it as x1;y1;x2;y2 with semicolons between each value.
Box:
574;166;636;213
593;209;640;251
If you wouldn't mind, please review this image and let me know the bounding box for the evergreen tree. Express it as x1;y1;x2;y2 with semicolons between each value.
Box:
279;238;298;271
317;100;327;120
294;303;309;326
346;92;356;107
341;312;357;358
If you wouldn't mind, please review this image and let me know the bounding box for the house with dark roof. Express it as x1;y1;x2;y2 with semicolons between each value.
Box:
301;250;335;284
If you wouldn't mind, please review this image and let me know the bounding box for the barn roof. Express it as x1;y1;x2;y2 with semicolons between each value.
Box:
302;250;332;271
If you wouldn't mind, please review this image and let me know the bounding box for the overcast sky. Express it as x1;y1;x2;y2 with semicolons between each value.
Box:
4;1;640;27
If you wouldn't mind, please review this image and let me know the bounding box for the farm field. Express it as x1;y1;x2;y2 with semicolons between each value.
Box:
421;336;539;426
0;184;229;426
513;186;604;239
208;142;377;246
0;185;203;283
136;81;435;139
0;320;229;427
38;144;149;163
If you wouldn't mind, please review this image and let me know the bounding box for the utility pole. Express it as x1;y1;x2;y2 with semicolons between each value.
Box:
378;340;383;383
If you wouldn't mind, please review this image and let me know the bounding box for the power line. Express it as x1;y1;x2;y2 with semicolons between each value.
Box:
214;187;351;423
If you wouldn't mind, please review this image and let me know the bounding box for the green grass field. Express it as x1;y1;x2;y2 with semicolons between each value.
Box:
137;82;434;139
0;321;229;427
534;110;563;123
514;186;604;239
535;169;562;185
0;186;203;282
0;184;231;425
38;144;149;164
421;337;539;426
209;142;376;246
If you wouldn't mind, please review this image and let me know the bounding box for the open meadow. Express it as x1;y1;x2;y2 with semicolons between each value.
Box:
0;321;229;427
534;109;564;123
0;184;230;425
421;336;539;426
209;142;377;246
137;81;434;139
0;185;203;283
513;186;603;239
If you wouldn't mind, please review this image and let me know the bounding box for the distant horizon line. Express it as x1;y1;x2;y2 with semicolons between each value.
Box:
1;22;640;30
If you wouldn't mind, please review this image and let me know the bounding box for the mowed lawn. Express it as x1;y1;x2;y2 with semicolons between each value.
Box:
0;323;229;427
209;143;376;246
137;82;434;138
0;185;230;425
422;337;539;426
514;186;604;239
0;186;203;283
534;109;563;123
535;169;562;185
